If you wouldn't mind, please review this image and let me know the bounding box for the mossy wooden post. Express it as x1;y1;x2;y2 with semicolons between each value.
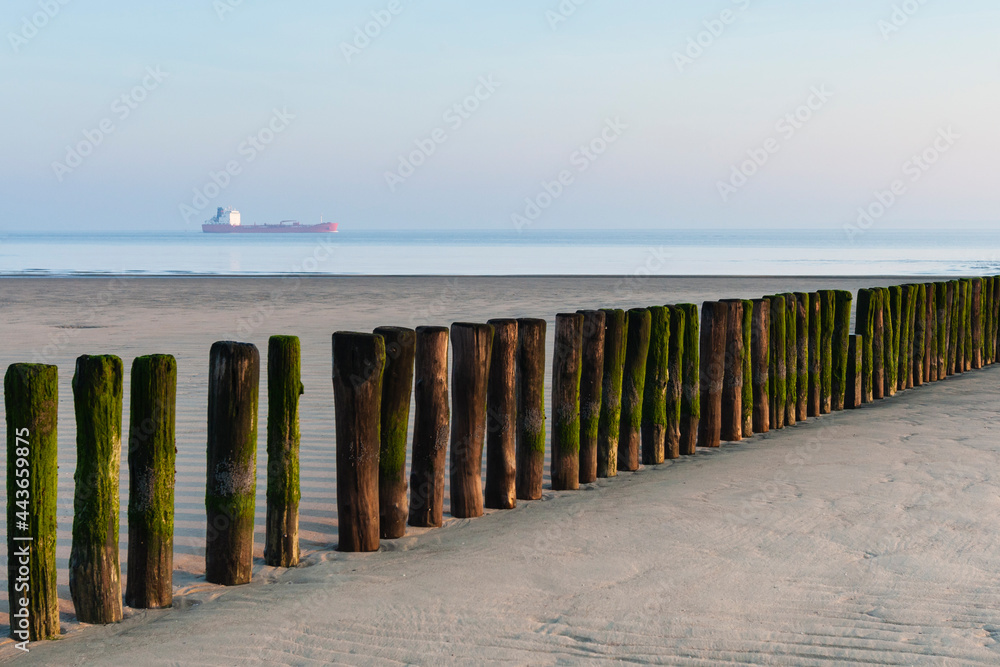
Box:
741;299;754;437
678;304;700;455
333;334;383;552
884;287;898;396
206;342;260;574
768;296;786;429
576;310;605;480
871;288;885;399
552;314;584;488
782;294;797;426
5;364;59;641
70;354;124;624
912;286;926;386
666;306;686;458
125;355;177;608
831;290;852;411
993;276;1000;364
795;293;810;417
971;278;983;369
897;285;913;390
698;301;727;447
408;327;449;528
516;318;546;497
983;277;994;365
619;308;651;468
936;282;948;380
719;300;743;442
373;327;415;539
946;281;958;375
450;322;493;518
808;293;822;415
642;306;670;463
819;291;835;414
964;279;974;371
845;335;863;409
597;310;625;475
265;337;302;566
485;319;518;509
751;299;770;433
956;280;968;373
925;283;936;382
855;289;874;403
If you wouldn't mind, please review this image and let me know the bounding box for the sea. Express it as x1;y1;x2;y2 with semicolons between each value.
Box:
1;228;999;276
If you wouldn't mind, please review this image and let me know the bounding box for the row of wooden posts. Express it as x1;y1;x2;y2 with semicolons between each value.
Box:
7;276;1000;643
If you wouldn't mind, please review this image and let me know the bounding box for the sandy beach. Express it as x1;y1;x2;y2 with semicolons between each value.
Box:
2;276;999;664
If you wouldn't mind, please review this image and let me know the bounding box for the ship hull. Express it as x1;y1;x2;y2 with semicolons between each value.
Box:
202;222;338;233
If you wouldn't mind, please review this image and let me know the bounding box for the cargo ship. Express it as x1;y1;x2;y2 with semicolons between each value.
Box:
202;207;338;233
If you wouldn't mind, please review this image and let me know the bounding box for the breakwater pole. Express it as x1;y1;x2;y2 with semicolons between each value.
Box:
516;318;546;497
597;310;625;475
751;299;770;434
125;354;177;607
936;282;948;380
912;285;926;387
819;291;835;414
795;293;810;420
5;364;60;641
768;296;786;429
698;301;727;448
265;338;302;565
845;335;863;409
972;278;983;370
782;294;797;427
678;304;700;455
831;290;852;411
374;327;415;538
808;293;822;414
741;300;754;437
855;289;875;404
333;334;383;552
642;307;670;463
450;323;493;518
408;327;450;527
620;308;651;468
552;314;584;489
70;355;124;623
720;300;744;442
666;306;686;458
485;319;518;509
577;311;605;480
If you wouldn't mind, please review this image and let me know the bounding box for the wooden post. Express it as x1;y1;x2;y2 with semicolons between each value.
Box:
925;283;936;382
808;293;822;415
485;319;518;509
845;335;863;409
871;288;885;399
912;285;926;386
964;279;974;371
993;276;1000;364
898;285;913;390
125;354;177;608
597;310;625;475
408;327;449;528
936;282;948;380
666;306;686;458
678;304;700;455
450;322;493;518
782;294;797;426
984;277;994;365
884;287;898;396
698;301;727;447
719;300;744;442
831;290;852;411
946;281;958;375
576;310;605;480
641;307;670;463
769;296;786;428
741;299;754;437
552;314;584;488
971;278;983;369
70;354;124;623
264;337;302;566
516;318;546;497
5;364;60;641
855;289;875;403
619;308;651;469
795;293;810;417
333;333;383;552
373;327;415;538
751;299;770;434
819;291;835;413
957;280;968;373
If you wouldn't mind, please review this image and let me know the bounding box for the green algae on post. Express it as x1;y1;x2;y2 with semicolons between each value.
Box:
768;296;786;429
845;335;864;409
126;354;177;607
871;288;885;399
576;311;605;479
854;289;875;403
808;293;822;414
373;327;414;539
751;299;770;433
883;287;898;396
795;293;810;418
619;308;651;469
552;314;584;489
265;337;303;565
597;310;626;474
819;291;835;413
782;293;797;426
5;364;60;641
678;304;700;455
912;285;926;386
741;299;754;437
70;354;124;624
641;306;670;464
516;318;546;496
666;306;686;458
699;301;728;447
935;282;948;380
831;290;852;411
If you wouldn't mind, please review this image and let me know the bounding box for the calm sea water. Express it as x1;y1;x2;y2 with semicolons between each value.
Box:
1;229;999;276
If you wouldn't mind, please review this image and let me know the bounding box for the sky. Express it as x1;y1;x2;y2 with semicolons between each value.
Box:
0;0;998;232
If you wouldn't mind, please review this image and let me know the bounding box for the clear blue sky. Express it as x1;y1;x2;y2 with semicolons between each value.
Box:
1;1;997;231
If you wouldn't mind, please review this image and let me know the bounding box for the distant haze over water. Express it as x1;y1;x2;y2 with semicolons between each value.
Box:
1;229;998;277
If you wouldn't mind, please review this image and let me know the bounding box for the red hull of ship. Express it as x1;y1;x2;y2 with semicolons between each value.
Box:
202;222;338;233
